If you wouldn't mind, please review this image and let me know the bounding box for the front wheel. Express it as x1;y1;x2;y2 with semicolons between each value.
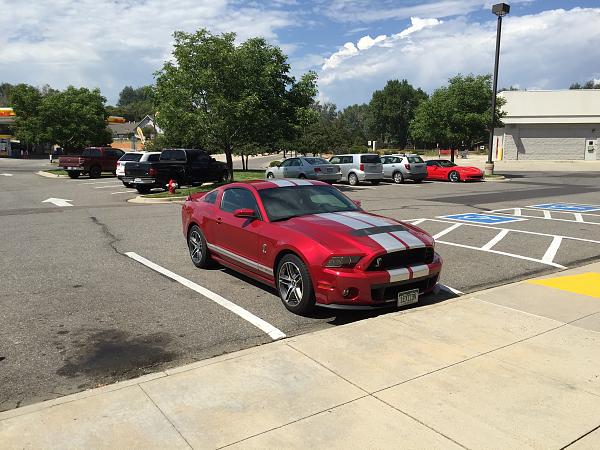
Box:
67;171;80;179
348;173;359;186
188;225;211;268
448;171;460;183
266;172;275;179
136;185;151;194
277;254;315;315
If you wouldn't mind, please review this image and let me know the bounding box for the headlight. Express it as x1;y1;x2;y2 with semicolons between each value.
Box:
325;255;363;268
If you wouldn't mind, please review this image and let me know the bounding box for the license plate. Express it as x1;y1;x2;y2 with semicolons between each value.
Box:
397;289;419;307
67;167;77;170
134;178;141;183
326;168;333;173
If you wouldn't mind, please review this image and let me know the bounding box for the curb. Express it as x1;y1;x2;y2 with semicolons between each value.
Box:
483;175;510;182
36;171;67;178
128;195;186;204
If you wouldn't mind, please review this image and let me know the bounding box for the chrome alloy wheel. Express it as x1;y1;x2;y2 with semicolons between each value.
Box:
189;230;203;264
278;261;304;306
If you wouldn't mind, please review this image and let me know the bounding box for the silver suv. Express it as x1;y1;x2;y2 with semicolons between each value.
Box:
328;153;383;186
381;154;427;184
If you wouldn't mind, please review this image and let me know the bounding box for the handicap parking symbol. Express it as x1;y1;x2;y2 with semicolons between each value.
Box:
530;203;600;213
440;213;526;224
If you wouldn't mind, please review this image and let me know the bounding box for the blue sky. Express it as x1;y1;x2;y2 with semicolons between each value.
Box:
1;1;599;108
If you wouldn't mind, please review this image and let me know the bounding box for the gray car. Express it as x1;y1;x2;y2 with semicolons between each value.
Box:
328;153;383;186
381;154;427;184
265;157;342;182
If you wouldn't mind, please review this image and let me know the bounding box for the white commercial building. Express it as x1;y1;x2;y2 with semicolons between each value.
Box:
494;90;600;161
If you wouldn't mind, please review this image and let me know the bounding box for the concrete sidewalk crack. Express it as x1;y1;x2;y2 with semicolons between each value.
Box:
89;215;123;256
138;384;194;449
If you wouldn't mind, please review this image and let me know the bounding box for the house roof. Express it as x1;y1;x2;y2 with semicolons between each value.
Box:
500;90;600;125
108;122;137;135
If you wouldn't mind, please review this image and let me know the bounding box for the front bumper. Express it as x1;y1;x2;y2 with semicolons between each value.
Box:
312;254;442;307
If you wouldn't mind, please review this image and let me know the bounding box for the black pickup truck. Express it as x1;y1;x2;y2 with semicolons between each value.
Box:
124;149;231;194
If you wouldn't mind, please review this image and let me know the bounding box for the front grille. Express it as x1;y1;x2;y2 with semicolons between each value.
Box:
371;274;439;302
367;247;434;271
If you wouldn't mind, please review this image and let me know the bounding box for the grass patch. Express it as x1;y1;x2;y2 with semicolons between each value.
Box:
142;169;265;198
44;169;68;176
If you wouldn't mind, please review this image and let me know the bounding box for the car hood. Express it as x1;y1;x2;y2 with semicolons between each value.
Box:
456;166;483;173
276;211;433;256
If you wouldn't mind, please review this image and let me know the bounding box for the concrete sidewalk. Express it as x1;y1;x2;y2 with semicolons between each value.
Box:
441;153;600;172
2;265;600;449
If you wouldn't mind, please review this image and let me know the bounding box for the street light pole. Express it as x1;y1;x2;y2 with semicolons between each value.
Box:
486;3;510;176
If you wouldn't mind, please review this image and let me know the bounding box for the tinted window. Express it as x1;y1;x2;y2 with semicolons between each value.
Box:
304;157;329;165
120;153;142;162
329;156;340;164
438;160;457;168
426;160;439;166
280;159;293;167
361;154;381;164
203;190;218;204
161;150;186;161
187;151;210;162
82;148;101;157
221;188;259;214
258;185;358;222
147;154;160;162
342;156;353;164
407;156;424;163
289;159;301;167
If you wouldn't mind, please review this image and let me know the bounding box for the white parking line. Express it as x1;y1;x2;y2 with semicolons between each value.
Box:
481;229;510;251
79;180;120;185
439;284;464;295
543;210;552;219
490;208;600;226
95;185;124;189
111;191;135;195
125;252;286;341
410;218;427;226
574;213;584;222
542;236;563;265
433;223;462;240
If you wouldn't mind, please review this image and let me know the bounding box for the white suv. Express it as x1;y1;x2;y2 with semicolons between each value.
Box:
116;152;161;187
328;153;384;186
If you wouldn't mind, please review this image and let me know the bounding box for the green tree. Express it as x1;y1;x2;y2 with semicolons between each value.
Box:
368;79;427;148
154;29;317;175
10;84;45;149
410;74;505;149
339;103;370;145
107;85;155;122
570;80;600;89
0;82;16;107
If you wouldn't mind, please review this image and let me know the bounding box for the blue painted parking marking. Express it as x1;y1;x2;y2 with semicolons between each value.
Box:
529;203;600;212
440;213;527;224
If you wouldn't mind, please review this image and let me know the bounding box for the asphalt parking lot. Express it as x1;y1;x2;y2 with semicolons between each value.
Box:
1;157;600;411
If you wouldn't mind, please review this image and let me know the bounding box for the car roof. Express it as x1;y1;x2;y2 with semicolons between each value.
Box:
224;179;329;191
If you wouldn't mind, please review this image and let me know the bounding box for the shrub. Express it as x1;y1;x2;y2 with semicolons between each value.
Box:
269;160;281;167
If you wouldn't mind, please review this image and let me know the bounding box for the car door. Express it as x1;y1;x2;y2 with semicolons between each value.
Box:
284;158;302;178
211;187;264;275
426;160;441;180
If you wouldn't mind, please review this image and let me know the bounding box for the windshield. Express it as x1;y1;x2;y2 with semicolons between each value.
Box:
360;154;381;164
120;153;142;162
259;185;359;221
304;157;329;165
439;160;457;168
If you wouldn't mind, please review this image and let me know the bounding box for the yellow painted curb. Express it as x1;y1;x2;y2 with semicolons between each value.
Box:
529;273;600;299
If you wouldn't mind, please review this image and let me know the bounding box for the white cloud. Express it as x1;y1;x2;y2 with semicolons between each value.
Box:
322;42;359;70
356;34;387;50
0;0;295;103
394;17;441;38
319;8;600;107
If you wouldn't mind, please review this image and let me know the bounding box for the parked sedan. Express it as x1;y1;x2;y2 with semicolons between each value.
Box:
265;157;341;182
425;159;484;182
381;154;427;183
116;152;161;187
182;180;442;314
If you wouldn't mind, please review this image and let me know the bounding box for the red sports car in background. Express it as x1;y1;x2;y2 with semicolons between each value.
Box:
181;180;442;314
425;159;484;182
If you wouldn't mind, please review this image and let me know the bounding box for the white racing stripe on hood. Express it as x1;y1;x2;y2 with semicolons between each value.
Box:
391;231;426;249
270;179;296;187
316;213;372;229
292;179;313;186
388;268;410;283
338;211;394;227
369;233;406;252
410;264;430;279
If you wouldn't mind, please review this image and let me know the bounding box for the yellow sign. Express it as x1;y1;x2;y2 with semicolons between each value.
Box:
107;116;126;123
529;273;600;299
135;127;146;143
0;108;16;117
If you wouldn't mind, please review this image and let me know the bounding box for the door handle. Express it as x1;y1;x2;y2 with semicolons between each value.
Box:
216;217;222;224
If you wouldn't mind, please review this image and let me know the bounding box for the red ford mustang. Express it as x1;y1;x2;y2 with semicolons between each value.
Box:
181;180;442;314
425;159;484;182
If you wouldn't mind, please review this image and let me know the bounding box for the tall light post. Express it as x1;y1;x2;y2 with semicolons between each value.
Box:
486;2;510;176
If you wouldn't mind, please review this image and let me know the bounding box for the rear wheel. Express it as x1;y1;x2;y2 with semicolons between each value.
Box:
136;185;151;194
414;178;424;184
298;173;307;179
67;171;80;179
348;172;359;186
448;171;460;183
371;180;380;185
277;254;315;315
188;225;211;268
89;165;101;178
393;171;404;184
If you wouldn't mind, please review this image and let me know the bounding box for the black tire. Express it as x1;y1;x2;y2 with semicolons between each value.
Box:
298;173;307;179
348;172;359;186
187;225;211;268
122;181;133;188
414;178;424;184
393;171;404;184
266;172;275;179
371;180;380;185
448;171;460;183
276;254;315;315
89;165;101;178
67;171;80;179
136;185;151;194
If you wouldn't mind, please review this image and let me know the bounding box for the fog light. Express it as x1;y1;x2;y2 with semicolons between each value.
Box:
343;289;350;297
342;288;358;298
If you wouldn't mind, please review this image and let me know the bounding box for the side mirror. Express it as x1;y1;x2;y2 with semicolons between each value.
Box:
353;200;362;208
234;208;257;219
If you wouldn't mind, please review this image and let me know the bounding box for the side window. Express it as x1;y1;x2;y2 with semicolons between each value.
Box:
221;188;259;214
161;150;186;161
343;156;353;164
394;157;402;164
329;156;340;164
90;149;102;157
426;160;438;167
147;154;160;162
203;190;218;204
290;159;301;167
280;159;292;167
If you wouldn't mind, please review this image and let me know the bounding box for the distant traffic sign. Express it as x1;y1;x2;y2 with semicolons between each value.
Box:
529;203;600;212
440;213;526;224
